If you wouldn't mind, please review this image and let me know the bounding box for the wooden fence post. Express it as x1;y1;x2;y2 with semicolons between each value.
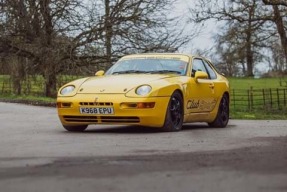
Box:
263;89;265;108
247;89;250;111
284;89;286;107
277;88;280;109
250;86;253;110
270;88;273;108
233;89;236;110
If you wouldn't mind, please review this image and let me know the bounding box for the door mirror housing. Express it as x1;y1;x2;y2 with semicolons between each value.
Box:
195;71;208;83
95;70;105;76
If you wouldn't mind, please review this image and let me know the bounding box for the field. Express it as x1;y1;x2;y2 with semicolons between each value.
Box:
229;77;287;89
0;75;287;119
228;77;287;119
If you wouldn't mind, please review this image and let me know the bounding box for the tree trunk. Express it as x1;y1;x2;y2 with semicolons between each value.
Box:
240;58;246;76
40;0;57;97
246;43;254;77
12;76;22;95
44;72;57;98
272;5;287;70
245;32;254;77
105;0;112;68
11;57;25;95
245;5;254;77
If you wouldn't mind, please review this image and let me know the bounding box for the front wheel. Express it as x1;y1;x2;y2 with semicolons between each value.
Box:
162;91;184;132
63;125;88;132
208;94;229;128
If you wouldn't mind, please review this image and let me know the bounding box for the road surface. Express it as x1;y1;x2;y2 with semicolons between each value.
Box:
0;102;286;192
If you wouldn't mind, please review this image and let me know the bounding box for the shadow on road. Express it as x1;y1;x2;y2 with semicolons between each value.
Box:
59;122;229;134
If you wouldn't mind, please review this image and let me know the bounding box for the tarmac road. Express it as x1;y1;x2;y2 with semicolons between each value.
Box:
0;102;287;192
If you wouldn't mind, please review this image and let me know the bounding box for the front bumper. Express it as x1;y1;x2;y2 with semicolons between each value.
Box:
57;93;170;128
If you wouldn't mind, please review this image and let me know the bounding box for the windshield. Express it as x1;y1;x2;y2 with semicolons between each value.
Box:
105;58;188;76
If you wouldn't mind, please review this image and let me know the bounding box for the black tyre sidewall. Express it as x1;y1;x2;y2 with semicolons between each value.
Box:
162;91;184;132
209;94;229;128
63;125;88;132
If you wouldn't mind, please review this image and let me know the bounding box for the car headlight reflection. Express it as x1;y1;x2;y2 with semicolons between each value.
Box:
60;85;75;95
136;85;152;96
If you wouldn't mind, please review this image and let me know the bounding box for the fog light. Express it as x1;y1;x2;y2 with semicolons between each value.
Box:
57;102;72;108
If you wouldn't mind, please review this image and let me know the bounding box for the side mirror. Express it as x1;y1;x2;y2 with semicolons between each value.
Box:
95;70;105;76
195;71;208;83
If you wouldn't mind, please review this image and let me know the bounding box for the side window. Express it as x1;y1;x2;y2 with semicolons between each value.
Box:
203;60;217;79
191;59;208;77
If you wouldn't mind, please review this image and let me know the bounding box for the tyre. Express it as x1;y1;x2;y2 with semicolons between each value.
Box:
63;125;88;132
208;94;229;128
162;91;184;132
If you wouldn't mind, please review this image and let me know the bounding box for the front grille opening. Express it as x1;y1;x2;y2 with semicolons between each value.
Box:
79;102;113;106
63;115;98;123
101;116;140;123
63;115;139;123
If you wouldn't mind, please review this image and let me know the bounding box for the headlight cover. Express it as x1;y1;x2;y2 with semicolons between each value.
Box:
136;85;152;96
60;85;75;95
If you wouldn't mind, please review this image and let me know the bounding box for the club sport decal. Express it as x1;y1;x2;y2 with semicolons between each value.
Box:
187;98;217;111
187;100;200;109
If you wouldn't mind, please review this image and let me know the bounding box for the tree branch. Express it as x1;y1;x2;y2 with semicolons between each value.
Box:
262;0;287;6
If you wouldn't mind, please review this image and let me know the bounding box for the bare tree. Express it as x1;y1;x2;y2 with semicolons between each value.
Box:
262;0;287;6
94;0;191;67
262;1;287;70
215;23;246;76
189;0;273;77
0;0;87;96
0;0;190;97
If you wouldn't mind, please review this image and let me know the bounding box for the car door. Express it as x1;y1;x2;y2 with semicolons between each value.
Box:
186;58;218;113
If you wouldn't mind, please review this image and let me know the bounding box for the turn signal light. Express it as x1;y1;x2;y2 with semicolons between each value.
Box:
137;102;155;108
120;102;155;109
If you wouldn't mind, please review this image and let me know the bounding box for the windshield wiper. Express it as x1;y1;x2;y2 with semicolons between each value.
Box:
149;70;181;74
112;70;144;74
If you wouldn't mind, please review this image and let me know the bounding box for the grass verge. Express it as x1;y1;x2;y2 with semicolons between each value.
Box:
0;94;56;107
230;110;287;120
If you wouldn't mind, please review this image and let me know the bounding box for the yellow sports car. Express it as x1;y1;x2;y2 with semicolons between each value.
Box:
57;53;229;132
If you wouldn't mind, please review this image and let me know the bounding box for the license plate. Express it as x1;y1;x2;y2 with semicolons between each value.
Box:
80;107;114;115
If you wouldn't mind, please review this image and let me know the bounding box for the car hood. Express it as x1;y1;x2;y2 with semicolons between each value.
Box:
77;74;179;94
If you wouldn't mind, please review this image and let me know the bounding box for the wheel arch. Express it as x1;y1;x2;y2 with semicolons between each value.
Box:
162;89;184;132
208;91;230;128
174;89;184;99
173;89;187;117
223;91;230;103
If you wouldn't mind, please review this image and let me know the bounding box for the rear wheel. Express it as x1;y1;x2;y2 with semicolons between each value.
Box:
208;94;229;128
162;91;184;132
63;125;88;132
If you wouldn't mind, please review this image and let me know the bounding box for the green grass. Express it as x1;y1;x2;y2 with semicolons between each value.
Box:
229;77;287;89
0;75;84;95
0;94;56;107
0;94;55;102
228;77;287;119
231;110;287;120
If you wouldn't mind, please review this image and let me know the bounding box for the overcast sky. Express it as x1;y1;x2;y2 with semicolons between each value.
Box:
173;0;217;53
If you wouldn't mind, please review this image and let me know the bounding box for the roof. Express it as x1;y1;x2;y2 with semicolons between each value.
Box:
120;53;196;62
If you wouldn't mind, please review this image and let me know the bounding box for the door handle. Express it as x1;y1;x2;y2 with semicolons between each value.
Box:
209;83;214;89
